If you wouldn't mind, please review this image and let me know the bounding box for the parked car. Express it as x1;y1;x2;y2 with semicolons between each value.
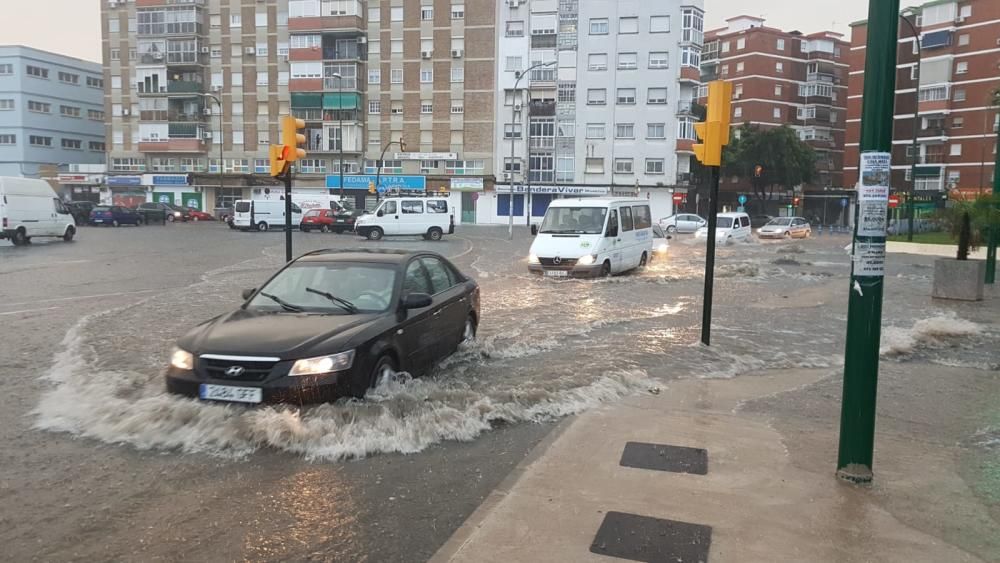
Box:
0;176;76;245
757;217;812;239
164;249;480;403
354;197;454;241
329;200;366;233
750;215;774;229
184;207;215;221
136;202;181;223
651;224;671;261
659;213;706;233
694;212;753;242
67;201;97;225
301;208;336;232
89;205;144;227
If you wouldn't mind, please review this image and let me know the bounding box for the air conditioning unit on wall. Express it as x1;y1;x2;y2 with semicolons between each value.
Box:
452;49;464;58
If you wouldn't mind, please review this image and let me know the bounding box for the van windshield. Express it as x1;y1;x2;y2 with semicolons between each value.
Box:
234;202;250;213
716;217;734;229
539;207;608;234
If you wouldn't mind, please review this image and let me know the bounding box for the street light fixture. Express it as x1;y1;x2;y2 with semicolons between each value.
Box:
508;60;556;240
375;138;406;201
330;72;345;200
899;10;921;242
202;93;224;213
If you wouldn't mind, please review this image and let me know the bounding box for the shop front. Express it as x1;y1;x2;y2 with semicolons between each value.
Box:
326;174;427;211
487;184;610;225
106;175;146;208
143;174;194;208
450;178;485;223
57;173;105;203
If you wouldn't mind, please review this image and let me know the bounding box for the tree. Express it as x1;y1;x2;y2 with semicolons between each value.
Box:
722;124;816;205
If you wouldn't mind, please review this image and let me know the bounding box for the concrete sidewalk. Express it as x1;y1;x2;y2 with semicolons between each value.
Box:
431;367;997;563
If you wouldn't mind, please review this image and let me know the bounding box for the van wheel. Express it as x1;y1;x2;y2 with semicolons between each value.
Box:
113;219;120;228
63;226;75;242
600;260;612;277
367;227;384;241
639;252;648;268
12;228;27;246
256;222;269;232
427;227;443;241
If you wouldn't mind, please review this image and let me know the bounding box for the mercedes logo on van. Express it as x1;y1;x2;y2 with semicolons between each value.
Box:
225;366;245;377
553;257;562;265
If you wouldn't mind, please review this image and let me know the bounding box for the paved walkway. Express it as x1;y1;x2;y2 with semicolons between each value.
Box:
887;240;988;259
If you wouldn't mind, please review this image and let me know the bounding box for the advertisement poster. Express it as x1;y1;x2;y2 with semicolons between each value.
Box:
857;152;890;237
855;242;886;277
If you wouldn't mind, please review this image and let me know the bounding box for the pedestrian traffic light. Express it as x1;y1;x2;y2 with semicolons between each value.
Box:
281;115;307;162
693;80;733;167
269;144;289;177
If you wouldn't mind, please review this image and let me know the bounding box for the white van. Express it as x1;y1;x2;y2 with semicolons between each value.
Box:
1;176;76;246
528;198;654;277
354;196;454;241
694;212;752;243
232;199;304;232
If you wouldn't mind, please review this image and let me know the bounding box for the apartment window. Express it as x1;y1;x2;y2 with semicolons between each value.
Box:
777;38;785;50
952;116;964;129
57;71;79;86
421;101;433;114
88;76;103;89
29;135;52;147
505;56;523;72
108;18;120;33
954;88;966;102
737;38;746;49
650;15;669;33
950;143;962;156
647;123;666;139
681;46;700;68
721;64;729;75
111;75;122;89
507;21;525;37
299;159;327;174
391;39;403;54
451;100;464;114
445;160;483;175
775;84;783;96
89;141;106;152
617;88;636;105
291;35;322;49
232;73;243;87
956;61;968;75
587;89;607;106
230;14;241;28
27;100;51;113
773;107;781;119
619;17;638;34
0;134;16;145
585;158;604;174
256;11;267;27
368;100;381;114
420;68;433;83
61;138;82;150
391;68;403;83
0;64;12;75
646;158;665;174
390;102;403;115
368;7;380;21
256;72;269;86
649;52;669;69
586;123;606;139
734;106;743;118
960;5;972;18
958;34;970;46
588;53;608;71
557;83;576;102
210;14;221;28
451;67;464;82
618;52;637;70
678;117;695;140
60;105;81;118
647;88;667;104
735;62;744;73
26;65;48;79
421;6;433;20
775;62;784;73
503;123;522;139
231;131;244;146
616;123;635;139
0;99;13;110
556;157;574;182
615;158;634;174
590;18;609;35
721;42;730;53
451;4;464;19
367;69;381;84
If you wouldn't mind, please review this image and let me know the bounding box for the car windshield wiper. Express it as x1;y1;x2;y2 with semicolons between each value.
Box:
258;291;304;313
305;287;359;314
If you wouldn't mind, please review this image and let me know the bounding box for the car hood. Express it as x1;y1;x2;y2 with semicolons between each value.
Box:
529;233;603;258
179;309;382;359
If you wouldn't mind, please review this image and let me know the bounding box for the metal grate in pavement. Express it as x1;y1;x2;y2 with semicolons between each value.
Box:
619;441;708;475
590;511;712;563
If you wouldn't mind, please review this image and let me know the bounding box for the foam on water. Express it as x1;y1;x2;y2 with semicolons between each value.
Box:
880;313;982;357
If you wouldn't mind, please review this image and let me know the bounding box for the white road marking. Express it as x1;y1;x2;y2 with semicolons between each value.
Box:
448;236;475;260
2;289;157;308
0;306;60;316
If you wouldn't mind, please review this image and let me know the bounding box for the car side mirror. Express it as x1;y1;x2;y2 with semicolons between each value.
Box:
402;292;432;309
377;210;384;217
241;288;255;300
530;224;538;236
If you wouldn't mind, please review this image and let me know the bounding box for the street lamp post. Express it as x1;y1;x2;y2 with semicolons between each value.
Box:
202;93;224;214
375;139;405;201
508;60;556;240
329;72;345;200
899;12;921;242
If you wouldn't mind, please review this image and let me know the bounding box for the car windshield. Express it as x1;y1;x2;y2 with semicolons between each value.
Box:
766;218;793;226
716;217;734;229
246;262;397;314
539;207;608;234
234;202;251;213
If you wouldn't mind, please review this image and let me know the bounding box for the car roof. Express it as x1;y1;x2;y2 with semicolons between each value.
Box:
717;212;749;217
294;248;442;264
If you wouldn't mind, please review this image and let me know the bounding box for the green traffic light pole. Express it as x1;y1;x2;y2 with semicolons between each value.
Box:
986;120;1000;284
836;0;900;484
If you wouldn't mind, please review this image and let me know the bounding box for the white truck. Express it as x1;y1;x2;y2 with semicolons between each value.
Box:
232;199;304;232
1;176;77;246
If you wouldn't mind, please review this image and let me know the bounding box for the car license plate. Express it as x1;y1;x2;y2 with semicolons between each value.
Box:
545;270;568;277
199;384;262;404
93;219;104;223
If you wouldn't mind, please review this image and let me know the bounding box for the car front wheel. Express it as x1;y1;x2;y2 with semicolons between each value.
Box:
63;226;75;242
353;355;397;398
257;222;269;232
367;227;384;241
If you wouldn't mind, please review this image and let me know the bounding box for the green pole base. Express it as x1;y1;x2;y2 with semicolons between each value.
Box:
836;464;874;484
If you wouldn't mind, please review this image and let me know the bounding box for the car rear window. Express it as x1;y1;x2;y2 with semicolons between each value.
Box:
235;202;250;213
94;206;111;211
427;200;448;213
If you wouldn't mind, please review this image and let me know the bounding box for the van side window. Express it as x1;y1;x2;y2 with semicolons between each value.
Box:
606;209;619;236
740;216;750;227
631;205;651;229
382;201;397;214
402;200;424;214
620;206;634;232
427;200;448;213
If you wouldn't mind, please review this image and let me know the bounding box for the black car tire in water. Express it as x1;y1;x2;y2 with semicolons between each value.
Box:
639;252;648;268
367;227;384;241
63;226;75;242
12;228;27;246
427;227;443;241
600;260;612;277
113;219;120;227
321;224;330;233
353;355;396;398
167;214;176;222
257;222;269;232
301;226;310;233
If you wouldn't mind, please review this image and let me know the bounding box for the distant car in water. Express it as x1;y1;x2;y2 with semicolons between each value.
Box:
89;205;143;227
67;201;97;225
165;249;480;404
659;213;706;233
651;224;671;260
694;212;752;242
184;208;215;221
137;202;188;222
750;215;773;229
757;217;812;239
301;208;336;232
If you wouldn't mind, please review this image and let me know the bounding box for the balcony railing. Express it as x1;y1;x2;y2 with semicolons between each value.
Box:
168;112;206;122
323;77;357;90
529;137;555;150
167;123;203;138
531;34;558;49
909;154;946;164
167;80;204;93
919;126;947;137
806;72;840;85
529;101;556;117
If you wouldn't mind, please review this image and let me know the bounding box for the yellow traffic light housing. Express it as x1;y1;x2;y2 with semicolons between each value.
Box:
269;144;289;177
693;80;733;167
368;181;376;194
281;115;307;162
693;121;724;166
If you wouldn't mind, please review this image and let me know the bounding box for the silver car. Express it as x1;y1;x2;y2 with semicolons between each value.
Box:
757;217;812;239
659;213;707;233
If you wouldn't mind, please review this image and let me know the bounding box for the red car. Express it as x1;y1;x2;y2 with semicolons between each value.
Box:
300;209;336;232
183;207;215;221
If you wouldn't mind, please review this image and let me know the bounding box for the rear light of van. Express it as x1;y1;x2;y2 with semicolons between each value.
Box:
2;217;6;228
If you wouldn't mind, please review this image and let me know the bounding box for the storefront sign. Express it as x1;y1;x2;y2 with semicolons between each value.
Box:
325;174;426;190
106;176;143;187
395;152;458;160
857;152;890;239
58;174;90;184
144;174;189;186
450;178;484;192
496;185;609;196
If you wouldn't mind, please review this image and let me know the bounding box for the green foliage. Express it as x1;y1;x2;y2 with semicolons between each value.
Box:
722;124;816;200
934;193;1000;256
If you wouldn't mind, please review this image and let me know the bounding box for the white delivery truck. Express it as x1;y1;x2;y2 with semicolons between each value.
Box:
0;176;77;246
528;198;654;277
231;199;304;232
354;196;455;241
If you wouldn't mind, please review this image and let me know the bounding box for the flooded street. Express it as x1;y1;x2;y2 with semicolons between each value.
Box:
2;224;997;561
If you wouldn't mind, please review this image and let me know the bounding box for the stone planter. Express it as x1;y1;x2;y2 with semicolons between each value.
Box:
932;258;985;301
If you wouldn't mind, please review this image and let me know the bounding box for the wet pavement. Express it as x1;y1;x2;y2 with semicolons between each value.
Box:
1;222;997;561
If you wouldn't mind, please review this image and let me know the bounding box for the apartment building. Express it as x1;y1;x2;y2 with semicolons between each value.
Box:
493;0;704;223
700;16;850;216
844;0;999;215
0;46;105;180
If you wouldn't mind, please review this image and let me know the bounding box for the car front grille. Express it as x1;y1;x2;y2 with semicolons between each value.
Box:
539;257;578;269
199;357;277;382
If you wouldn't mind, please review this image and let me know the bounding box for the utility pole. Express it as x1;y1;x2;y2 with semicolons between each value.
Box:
986;115;1000;284
899;11;921;242
836;0;900;484
508;61;555;240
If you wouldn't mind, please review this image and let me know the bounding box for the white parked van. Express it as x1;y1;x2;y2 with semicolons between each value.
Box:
232;199;304;232
0;176;76;246
528;198;654;277
354;196;454;241
694;212;752;243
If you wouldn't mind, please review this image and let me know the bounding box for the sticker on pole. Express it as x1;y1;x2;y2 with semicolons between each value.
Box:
854;241;886;277
857;152;891;237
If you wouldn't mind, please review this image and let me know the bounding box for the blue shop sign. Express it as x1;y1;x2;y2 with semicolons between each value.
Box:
325;174;425;190
151;174;189;186
106;176;143;187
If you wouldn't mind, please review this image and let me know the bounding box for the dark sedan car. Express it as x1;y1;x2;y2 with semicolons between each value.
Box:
165;249;480;404
67;201;97;225
138;202;189;222
89;205;144;227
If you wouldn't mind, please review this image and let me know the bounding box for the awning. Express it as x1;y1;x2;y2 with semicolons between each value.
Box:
322;92;359;110
291;93;323;108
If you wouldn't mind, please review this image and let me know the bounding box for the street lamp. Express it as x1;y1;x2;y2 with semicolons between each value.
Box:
375;138;406;201
508;60;556;240
329;72;345;200
202;93;224;213
899;10;921;242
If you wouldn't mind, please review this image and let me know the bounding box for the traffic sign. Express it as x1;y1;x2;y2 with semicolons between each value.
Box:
672;193;684;203
888;195;900;208
738;194;748;205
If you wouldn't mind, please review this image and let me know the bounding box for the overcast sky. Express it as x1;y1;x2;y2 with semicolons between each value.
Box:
9;0;888;64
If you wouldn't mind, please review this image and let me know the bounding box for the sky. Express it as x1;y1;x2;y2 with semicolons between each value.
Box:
7;0;884;65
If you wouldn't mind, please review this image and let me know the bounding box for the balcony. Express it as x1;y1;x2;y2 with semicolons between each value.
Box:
806;72;840;85
167;80;204;94
919;125;947;137
676;100;705;117
529;68;557;85
529;101;556;117
529;137;556;150
168;112;207;123
167;123;203;138
138;138;205;153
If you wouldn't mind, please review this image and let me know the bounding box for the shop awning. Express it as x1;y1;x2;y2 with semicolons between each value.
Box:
322;92;359;110
291;93;323;108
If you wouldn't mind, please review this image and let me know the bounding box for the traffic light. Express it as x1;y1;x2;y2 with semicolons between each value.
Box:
269;144;289;177
793;197;801;206
754;165;763;178
281;115;307;162
692;80;733;167
399;137;407;152
368;181;376;194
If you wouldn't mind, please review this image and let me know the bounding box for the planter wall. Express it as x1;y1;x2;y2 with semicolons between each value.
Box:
932;258;985;301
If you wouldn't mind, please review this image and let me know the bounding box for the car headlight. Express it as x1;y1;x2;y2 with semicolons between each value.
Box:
528;253;540;264
174;211;181;217
656;242;669;252
289;350;355;376
170;347;194;371
577;254;596;266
